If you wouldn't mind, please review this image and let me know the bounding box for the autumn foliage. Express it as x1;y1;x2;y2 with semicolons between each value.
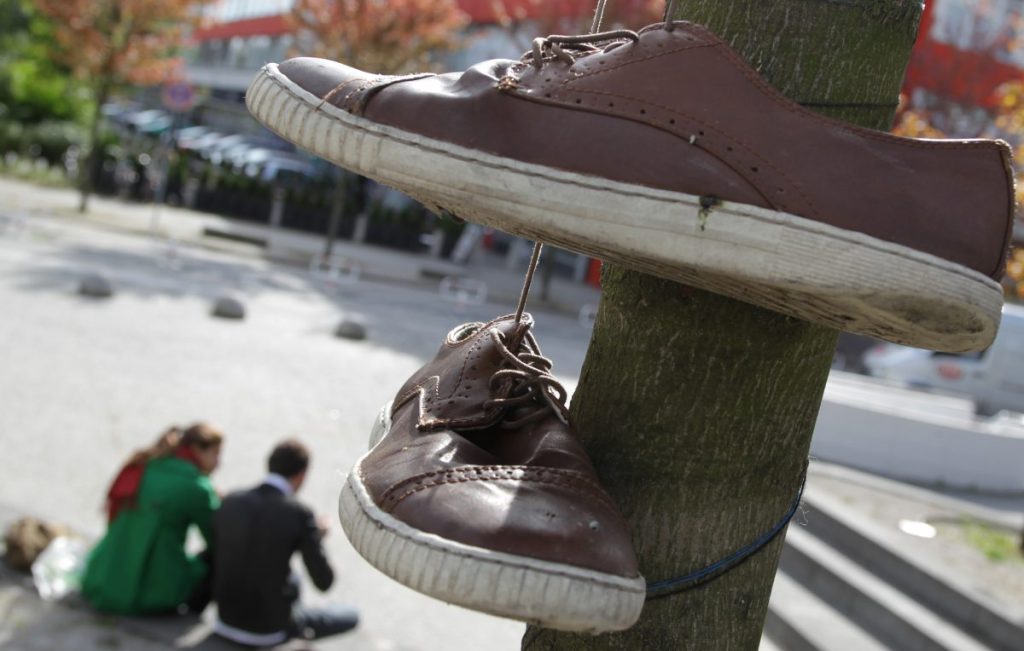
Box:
288;0;470;75
896;81;1024;298
34;0;212;86
32;0;213;211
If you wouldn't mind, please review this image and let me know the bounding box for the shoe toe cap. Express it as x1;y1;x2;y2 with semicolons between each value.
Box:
387;469;640;579
277;57;376;102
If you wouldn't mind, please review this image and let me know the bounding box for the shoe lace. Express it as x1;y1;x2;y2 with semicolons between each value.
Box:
521;30;640;70
519;0;683;70
482;328;570;428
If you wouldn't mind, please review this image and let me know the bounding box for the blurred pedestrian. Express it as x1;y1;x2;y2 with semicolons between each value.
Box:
81;423;223;614
212;439;358;646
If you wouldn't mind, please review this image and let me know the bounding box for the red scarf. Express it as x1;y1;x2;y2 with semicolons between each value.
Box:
104;448;204;523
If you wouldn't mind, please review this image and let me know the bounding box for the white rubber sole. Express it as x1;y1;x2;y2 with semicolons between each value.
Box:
248;64;1002;352
337;402;646;633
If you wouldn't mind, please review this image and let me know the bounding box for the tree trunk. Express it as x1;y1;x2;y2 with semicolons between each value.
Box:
323;180;346;259
79;77;112;213
523;1;921;649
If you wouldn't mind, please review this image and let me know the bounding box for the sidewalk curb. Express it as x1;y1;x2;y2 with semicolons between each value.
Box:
809;461;1024;530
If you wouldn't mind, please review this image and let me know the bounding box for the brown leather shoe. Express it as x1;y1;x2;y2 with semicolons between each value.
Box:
247;21;1013;352
337;314;645;632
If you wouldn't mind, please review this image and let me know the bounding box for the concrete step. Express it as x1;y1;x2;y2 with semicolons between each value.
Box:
781;526;993;651
765;570;889;651
759;635;783;651
800;490;1023;651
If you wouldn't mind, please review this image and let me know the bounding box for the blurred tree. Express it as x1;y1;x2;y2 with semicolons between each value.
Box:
34;0;214;212
288;0;470;75
903;0;1024;135
894;79;1024;301
893;0;1024;302
0;0;84;124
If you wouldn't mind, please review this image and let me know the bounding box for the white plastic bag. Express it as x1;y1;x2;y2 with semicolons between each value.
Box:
31;536;88;601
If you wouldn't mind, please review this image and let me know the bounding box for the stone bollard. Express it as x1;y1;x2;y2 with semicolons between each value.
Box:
78;273;114;299
334;319;367;341
211;296;246;320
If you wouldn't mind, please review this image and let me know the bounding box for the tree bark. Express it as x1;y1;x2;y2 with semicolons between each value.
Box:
79;76;112;213
323;179;346;259
523;1;921;649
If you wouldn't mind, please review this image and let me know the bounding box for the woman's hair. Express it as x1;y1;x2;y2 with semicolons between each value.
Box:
179;422;224;451
125;422;223;467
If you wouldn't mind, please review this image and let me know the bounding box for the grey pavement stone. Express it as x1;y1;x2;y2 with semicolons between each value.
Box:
210;296;246;320
78;273;114;299
334;319;367;341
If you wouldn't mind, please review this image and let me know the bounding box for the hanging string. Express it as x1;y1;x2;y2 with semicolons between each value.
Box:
591;0;608;32
514;0;613;327
645;470;807;600
513;241;544;325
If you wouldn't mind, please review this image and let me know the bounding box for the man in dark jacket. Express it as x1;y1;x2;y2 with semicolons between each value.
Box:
212;439;358;646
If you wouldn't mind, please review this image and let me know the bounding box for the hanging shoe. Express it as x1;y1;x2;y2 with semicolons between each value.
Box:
337;314;645;632
247;20;1013;353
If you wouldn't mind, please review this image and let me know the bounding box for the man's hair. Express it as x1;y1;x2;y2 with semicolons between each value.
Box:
267;439;310;478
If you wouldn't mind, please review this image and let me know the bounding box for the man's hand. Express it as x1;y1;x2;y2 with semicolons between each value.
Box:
316;514;331;538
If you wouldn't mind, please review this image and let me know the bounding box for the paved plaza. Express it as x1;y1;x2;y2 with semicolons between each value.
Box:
0;206;599;650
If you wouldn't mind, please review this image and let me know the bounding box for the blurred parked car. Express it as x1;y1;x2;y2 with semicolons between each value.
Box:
178;131;226;154
864;304;1024;415
831;333;880;374
124;110;172;135
256;156;319;185
194;134;247;161
236;148;308;173
100;101;142;123
172;126;211;148
216;136;293;166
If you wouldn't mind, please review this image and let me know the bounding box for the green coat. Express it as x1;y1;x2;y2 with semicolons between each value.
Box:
82;456;220;614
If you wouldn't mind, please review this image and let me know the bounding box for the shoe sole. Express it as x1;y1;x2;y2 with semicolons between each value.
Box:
337;402;646;633
247;64;1002;353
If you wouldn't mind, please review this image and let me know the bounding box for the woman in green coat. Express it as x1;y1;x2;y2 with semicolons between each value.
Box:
82;423;223;614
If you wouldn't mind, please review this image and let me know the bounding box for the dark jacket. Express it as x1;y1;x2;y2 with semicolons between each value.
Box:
82;457;219;614
212;483;333;634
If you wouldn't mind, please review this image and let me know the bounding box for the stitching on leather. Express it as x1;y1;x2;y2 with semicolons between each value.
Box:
381;466;616;511
384;466;612;502
707;42;999;151
392;376;437;414
342;77;385;109
417;314;528;427
564;40;714;81
384;465;602;495
354;469;643;590
320;77;374;107
542;41;815;214
261;72;999;285
547;85;813;214
662;22;1000;150
387;475;616;512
